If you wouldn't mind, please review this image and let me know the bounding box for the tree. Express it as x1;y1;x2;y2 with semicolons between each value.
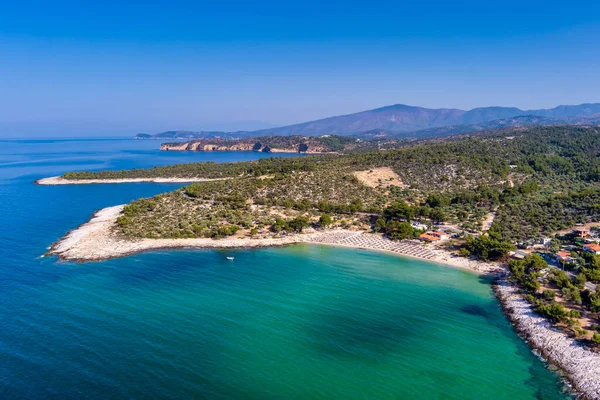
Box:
389;222;414;240
459;247;471;257
466;234;515;261
548;239;561;254
271;217;286;233
457;210;469;221
319;214;332;227
523;253;548;272
583;267;600;283
593;332;600;346
429;208;446;224
374;218;386;233
561;287;582;305
426;193;451;208
535;302;568;323
287;216;309;232
383;201;414;221
575;273;587;289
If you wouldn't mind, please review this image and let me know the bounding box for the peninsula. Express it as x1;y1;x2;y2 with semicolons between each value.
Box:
46;125;600;398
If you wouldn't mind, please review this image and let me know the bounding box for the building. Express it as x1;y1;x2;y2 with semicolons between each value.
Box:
555;250;576;264
511;250;528;259
583;243;600;255
410;221;428;231
540;237;552;246
419;231;449;242
574;229;590;238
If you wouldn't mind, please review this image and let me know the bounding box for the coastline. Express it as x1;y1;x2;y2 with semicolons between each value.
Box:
47;204;500;275
494;282;600;400
36;176;223;185
48;204;600;397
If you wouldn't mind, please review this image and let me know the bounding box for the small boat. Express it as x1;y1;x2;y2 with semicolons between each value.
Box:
226;257;235;260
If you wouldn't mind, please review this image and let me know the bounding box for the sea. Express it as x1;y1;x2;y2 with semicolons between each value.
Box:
0;138;573;399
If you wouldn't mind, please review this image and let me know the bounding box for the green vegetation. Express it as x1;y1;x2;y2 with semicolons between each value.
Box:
462;231;515;261
508;253;600;342
67;126;600;251
508;254;545;292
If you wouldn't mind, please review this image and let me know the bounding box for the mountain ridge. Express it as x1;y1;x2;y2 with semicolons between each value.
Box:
135;103;600;140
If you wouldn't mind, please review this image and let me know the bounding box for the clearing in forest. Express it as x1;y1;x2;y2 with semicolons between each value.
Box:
353;167;405;189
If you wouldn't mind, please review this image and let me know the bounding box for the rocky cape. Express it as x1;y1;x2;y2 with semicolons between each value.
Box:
160;135;359;153
494;281;600;399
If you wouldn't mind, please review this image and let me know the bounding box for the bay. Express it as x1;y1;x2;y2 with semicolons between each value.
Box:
0;139;572;399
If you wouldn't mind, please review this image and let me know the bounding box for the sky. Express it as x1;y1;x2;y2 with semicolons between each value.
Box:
1;0;599;137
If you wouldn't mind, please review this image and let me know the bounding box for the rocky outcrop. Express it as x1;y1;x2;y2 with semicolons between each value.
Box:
494;281;600;399
159;135;348;153
161;142;259;152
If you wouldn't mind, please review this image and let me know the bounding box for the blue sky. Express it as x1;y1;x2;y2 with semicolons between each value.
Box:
1;0;599;136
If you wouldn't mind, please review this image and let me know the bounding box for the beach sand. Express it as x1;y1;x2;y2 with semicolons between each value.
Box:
36;176;222;185
48;204;500;275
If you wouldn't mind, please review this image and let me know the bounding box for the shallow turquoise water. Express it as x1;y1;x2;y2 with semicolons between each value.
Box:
0;139;572;399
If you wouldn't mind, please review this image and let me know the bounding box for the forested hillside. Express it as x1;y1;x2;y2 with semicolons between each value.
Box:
67;126;600;242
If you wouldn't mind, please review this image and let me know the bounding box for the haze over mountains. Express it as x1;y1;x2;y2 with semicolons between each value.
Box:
136;103;600;140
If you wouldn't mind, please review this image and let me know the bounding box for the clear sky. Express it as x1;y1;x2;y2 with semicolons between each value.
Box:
1;0;599;137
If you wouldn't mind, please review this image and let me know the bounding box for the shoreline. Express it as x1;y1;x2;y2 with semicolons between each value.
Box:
35;176;223;185
47;204;600;397
494;281;600;400
47;204;500;275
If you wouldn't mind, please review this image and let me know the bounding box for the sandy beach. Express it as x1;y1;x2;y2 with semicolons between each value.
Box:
36;176;222;185
47;204;500;275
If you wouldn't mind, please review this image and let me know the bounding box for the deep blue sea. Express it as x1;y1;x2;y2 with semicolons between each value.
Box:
0;139;573;399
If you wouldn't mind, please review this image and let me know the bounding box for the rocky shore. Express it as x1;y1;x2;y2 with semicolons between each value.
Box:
494;281;600;400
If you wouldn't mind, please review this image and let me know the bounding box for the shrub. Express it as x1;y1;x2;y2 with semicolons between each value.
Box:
543;290;555;300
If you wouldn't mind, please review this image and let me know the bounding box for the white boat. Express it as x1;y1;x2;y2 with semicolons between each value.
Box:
226;257;235;260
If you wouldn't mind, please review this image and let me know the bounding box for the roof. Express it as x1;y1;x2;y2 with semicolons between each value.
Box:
584;243;600;251
419;233;441;241
512;250;527;259
556;250;572;258
429;231;447;237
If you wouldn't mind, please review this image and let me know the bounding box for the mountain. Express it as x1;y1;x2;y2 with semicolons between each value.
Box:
399;115;600;139
135;103;600;140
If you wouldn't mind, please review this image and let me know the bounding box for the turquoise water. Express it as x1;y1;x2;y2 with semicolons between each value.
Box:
0;139;572;399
